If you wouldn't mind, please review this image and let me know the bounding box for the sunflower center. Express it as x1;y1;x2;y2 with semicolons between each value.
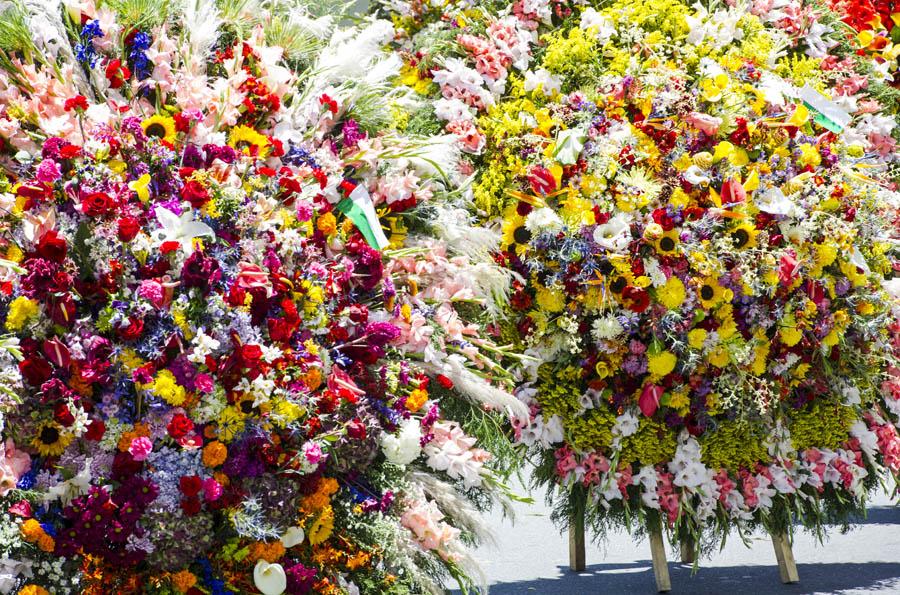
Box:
39;426;60;445
700;285;715;301
659;237;676;252
145;123;167;138
732;228;750;248
240;400;255;414
513;226;531;244
610;277;627;293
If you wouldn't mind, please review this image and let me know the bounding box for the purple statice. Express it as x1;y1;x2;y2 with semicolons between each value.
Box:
621;354;648;376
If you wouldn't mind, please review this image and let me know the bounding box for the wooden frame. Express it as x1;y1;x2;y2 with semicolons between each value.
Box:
567;508;800;592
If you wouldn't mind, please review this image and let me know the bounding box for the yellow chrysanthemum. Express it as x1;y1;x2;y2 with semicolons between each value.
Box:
656;276;686;310
647;350;677;379
5;296;39;331
152;369;187;406
141;115;177;144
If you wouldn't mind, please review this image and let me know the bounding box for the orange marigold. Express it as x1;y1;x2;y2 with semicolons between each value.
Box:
19;586;50;595
20;519;44;542
248;541;286;563
202;441;228;467
170;570;197;593
37;534;55;553
405;388;428;412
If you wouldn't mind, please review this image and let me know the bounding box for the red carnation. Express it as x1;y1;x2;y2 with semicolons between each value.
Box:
104;59;131;89
19;357;52;386
435;374;454;390
117;216;140;242
180;497;201;516
167;413;194;439
64;95;89;112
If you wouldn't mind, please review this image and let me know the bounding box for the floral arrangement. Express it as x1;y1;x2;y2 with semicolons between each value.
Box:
0;1;528;594
377;0;900;545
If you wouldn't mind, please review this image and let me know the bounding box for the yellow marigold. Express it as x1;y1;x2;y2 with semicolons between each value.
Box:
202;441;228;467
316;212;337;236
535;285;566;313
20;518;44;542
170;570;197;593
153;370;186;406
405;388;428;412
647;350;677;379
5;296;39;331
688;328;708;350
18;586;50;595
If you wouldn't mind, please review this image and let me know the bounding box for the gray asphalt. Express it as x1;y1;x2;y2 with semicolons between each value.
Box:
458;485;900;595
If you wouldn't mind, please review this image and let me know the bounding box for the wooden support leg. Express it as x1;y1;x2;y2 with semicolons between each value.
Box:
649;527;672;592
771;532;800;584
679;538;696;564
568;502;586;571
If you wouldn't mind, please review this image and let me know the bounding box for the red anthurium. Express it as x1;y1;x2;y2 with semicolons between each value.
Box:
639;384;664;417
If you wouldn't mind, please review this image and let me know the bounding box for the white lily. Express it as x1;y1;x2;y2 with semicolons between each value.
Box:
152;206;214;255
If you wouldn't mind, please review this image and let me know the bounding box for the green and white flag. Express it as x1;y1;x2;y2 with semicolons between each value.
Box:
335;184;390;250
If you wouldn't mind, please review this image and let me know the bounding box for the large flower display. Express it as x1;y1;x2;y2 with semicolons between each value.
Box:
376;0;900;545
0;2;527;593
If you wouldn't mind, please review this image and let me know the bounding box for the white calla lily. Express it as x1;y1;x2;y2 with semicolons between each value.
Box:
253;560;286;595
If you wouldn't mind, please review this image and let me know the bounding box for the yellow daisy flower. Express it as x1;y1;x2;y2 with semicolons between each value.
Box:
696;276;728;309
730;223;758;250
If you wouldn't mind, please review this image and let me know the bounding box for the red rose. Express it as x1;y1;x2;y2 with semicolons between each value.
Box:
180;497;201;516
53;402;75;427
36;230;67;263
347;418;367;440
179;475;203;498
117;216;140;242
167;413;194;439
180;180;209;208
117;317;144;341
81;192;114;217
85;418;106;441
435;374;454;389
240;344;263;364
19;357;52;386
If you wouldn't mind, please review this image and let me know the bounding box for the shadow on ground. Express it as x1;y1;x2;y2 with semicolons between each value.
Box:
478;561;900;594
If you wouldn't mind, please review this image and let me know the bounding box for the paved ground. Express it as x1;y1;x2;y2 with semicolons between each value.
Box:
456;483;900;595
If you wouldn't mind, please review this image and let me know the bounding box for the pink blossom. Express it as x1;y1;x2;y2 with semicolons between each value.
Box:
0;440;31;496
685;112;722;136
194;373;214;394
137;280;165;308
36;159;62;183
202;477;223;502
128;436;153;461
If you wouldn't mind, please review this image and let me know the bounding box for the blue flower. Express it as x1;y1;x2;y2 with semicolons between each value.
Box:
75;20;104;67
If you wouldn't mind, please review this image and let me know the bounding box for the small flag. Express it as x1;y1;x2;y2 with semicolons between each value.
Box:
335;184;390;250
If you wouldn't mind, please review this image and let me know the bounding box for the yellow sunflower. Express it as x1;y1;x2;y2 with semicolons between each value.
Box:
500;208;530;257
307;505;335;545
729;223;759;250
228;125;270;157
32;422;72;457
141;115;177;144
654;229;680;256
696;275;728;309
